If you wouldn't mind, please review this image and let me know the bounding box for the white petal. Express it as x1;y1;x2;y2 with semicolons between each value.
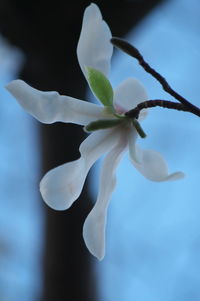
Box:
40;159;84;210
131;144;185;182
114;78;148;120
40;129;120;210
83;134;127;260
6;80;104;125
77;3;113;80
128;127;141;164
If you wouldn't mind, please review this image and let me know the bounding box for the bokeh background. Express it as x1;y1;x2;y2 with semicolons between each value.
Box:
0;0;200;300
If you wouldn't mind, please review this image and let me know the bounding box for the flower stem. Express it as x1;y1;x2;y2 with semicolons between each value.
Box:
111;37;200;118
132;119;146;138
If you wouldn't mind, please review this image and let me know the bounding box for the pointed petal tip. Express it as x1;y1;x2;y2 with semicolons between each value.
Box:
87;2;99;11
96;253;105;261
131;146;186;182
5;80;14;91
77;1;112;80
83;223;105;260
149;171;185;182
5;79;25;93
166;171;185;181
84;2;101;17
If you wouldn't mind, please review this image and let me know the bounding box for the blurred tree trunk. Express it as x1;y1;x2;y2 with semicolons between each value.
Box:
0;0;163;300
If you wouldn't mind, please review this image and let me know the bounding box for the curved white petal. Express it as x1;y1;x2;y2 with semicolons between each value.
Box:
114;78;148;120
6;80;104;125
128;127;141;164
130;144;185;182
83;134;127;260
77;3;113;80
40;128;120;211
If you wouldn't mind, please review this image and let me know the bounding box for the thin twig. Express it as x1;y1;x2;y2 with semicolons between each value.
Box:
125;99;195;119
111;37;200;118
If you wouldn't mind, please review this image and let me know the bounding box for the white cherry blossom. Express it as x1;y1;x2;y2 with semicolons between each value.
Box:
5;3;184;260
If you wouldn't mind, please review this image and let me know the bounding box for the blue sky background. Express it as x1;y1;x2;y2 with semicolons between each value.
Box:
95;0;200;300
0;38;43;300
1;0;200;300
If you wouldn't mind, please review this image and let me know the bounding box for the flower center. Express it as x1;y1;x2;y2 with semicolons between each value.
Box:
114;103;127;115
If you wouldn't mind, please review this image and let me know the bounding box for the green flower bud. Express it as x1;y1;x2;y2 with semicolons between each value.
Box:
86;67;113;107
84;119;123;132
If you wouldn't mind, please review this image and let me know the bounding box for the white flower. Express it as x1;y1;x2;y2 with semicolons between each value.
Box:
5;3;184;260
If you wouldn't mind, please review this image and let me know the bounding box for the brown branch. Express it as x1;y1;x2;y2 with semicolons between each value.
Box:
111;37;200;118
125;99;196;119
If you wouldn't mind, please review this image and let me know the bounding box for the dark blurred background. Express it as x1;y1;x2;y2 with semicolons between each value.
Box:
0;1;163;300
3;0;199;300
